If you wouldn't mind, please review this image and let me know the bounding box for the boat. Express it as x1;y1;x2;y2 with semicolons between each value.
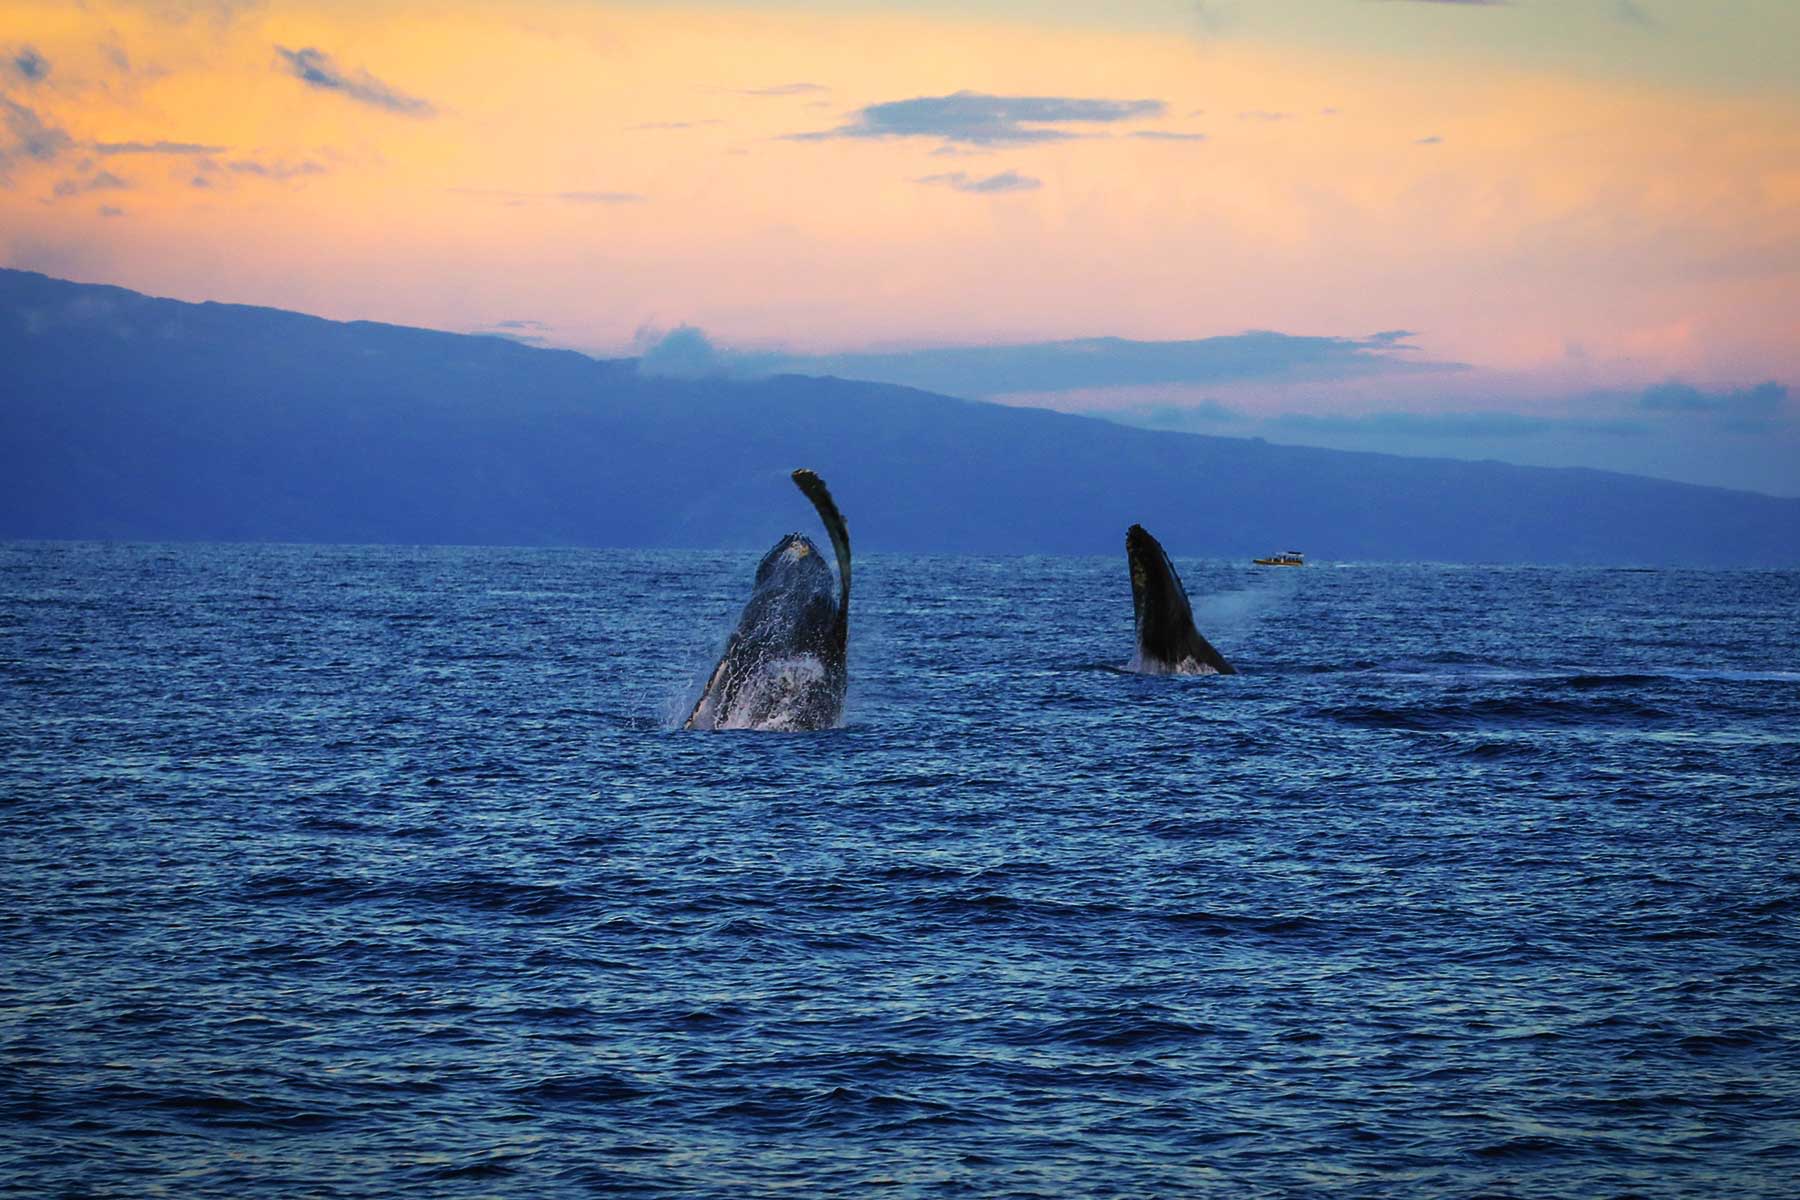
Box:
1253;550;1304;567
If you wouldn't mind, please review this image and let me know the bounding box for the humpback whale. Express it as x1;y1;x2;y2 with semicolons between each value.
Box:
684;469;851;730
1125;524;1236;676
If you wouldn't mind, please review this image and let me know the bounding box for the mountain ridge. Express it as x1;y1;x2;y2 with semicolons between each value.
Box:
3;268;1795;565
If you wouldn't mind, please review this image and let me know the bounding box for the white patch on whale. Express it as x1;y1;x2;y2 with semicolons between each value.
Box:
1128;650;1222;677
712;653;834;731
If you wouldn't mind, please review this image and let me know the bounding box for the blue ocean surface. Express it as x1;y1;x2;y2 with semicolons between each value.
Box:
2;542;1797;1198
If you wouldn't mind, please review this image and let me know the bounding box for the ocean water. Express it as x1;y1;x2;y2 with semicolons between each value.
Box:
2;541;1797;1199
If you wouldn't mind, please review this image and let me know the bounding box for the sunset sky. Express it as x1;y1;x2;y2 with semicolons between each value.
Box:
4;0;1797;494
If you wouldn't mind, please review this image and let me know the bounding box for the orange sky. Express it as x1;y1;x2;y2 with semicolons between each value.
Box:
4;0;1798;490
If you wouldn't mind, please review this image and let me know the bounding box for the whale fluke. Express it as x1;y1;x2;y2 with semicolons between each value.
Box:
684;470;851;730
1125;524;1235;676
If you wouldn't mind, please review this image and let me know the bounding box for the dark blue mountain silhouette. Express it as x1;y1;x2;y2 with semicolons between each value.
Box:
3;268;1795;564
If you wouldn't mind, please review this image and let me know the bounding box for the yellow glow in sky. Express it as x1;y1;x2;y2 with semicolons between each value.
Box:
3;0;1797;393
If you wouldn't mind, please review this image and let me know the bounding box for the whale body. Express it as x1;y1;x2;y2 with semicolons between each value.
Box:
1126;523;1236;676
685;470;851;730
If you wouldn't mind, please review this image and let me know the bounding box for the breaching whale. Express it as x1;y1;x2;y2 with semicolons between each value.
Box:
684;469;851;730
1125;524;1236;676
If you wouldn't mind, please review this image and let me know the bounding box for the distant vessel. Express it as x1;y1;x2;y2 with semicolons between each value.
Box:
1253;550;1305;567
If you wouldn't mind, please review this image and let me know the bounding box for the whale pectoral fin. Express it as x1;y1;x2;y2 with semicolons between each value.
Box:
791;469;851;650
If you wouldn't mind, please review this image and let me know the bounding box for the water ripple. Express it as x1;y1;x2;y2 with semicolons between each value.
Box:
2;544;1796;1198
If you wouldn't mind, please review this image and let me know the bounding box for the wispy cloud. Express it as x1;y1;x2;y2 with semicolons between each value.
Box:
624;326;1458;394
629;119;724;131
915;169;1040;194
1272;410;1642;438
7;46;49;85
1100;403;1644;439
1;96;72;180
225;157;326;180
560;190;644;204
1415;135;1443;145
1099;400;1248;429
1238;110;1291;122
1098;378;1791;446
52;170;129;198
1130;130;1207;142
785;330;1458;398
93;139;225;155
451;187;645;206
1640;380;1786;430
474;318;551;346
135;0;266;28
274;46;435;117
792;91;1165;146
634;324;786;379
738;82;826;97
176;154;326;190
98;204;124;217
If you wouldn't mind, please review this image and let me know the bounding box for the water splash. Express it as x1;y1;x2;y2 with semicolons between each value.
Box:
1127;650;1224;676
